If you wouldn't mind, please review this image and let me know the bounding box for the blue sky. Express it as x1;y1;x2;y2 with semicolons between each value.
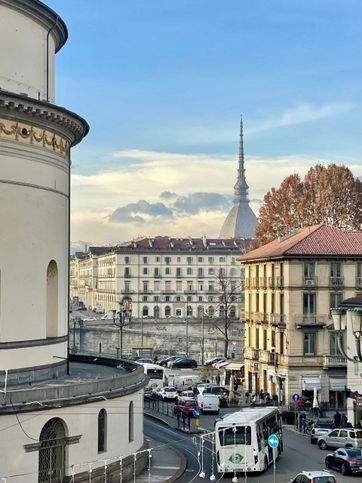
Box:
46;0;362;246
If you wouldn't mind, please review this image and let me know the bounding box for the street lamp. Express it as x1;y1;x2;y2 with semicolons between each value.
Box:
331;308;362;362
112;297;132;360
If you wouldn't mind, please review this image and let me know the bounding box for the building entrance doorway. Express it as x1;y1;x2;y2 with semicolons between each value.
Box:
38;418;66;483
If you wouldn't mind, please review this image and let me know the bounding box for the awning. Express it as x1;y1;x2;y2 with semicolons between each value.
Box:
302;376;321;391
225;362;245;371
329;377;346;392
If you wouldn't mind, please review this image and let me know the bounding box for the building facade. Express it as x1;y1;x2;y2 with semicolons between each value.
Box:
71;237;251;318
0;1;146;481
238;225;362;408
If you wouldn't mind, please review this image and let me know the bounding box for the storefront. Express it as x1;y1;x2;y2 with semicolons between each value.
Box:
329;376;346;409
302;375;321;402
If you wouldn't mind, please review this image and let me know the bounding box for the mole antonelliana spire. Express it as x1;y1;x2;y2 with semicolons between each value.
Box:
219;117;257;238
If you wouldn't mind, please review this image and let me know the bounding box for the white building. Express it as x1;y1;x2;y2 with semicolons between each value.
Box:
70;236;252;318
0;1;146;481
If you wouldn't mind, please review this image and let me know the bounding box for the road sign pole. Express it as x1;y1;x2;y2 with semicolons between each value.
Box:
273;447;276;483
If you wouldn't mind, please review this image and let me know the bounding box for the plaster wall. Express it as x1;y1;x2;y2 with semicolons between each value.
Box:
0;5;55;102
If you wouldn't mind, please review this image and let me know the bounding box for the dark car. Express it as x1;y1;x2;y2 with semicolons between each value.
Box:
174;399;200;417
170;358;197;369
325;448;362;475
204;385;229;407
159;356;182;367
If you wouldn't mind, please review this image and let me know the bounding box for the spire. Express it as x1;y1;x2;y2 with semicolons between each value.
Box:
233;116;249;203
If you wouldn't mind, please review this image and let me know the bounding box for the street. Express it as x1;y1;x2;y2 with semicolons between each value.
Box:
144;414;358;482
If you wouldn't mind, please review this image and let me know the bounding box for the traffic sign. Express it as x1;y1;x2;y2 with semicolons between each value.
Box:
292;393;300;402
232;347;237;353
268;434;279;449
232;341;237;347
193;409;201;418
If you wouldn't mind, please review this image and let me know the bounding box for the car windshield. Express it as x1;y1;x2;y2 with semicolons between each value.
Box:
184;400;197;406
351;431;362;439
313;477;335;483
164;388;176;392
345;449;362;458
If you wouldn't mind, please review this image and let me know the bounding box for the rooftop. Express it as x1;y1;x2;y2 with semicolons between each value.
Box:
238;224;362;262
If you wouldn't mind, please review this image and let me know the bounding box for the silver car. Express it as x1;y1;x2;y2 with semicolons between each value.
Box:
318;428;362;450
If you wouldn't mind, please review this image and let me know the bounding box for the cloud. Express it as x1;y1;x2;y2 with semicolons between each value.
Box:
248;102;351;134
109;200;173;223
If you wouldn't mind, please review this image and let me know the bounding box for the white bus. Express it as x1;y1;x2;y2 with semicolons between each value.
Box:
214;408;282;474
142;363;164;389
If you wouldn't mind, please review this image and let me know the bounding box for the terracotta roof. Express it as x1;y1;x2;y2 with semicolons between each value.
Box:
238;225;362;262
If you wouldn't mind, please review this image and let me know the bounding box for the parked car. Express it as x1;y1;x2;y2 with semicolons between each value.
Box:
174;399;200;417
197;393;220;414
159;356;183;367
135;358;154;364
82;317;97;322
325;447;362;475
177;390;195;403
310;419;335;444
204;356;226;366
204;385;229;407
158;387;178;401
318;428;362;450
289;470;337;482
101;312;114;320
170;358;197;369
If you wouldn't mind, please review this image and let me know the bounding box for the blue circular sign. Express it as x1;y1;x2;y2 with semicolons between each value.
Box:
268;434;279;449
193;409;201;418
292;393;300;401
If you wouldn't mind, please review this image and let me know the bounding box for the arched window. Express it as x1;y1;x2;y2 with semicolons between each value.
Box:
142;306;148;317
98;409;107;452
129;401;134;442
208;306;214;317
187;305;193;316
153;306;160;318
219;306;225;318
38;418;66;483
229;306;236;318
46;260;58;337
165;306;171;317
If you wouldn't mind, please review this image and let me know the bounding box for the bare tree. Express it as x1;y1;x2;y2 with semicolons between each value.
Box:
206;270;243;358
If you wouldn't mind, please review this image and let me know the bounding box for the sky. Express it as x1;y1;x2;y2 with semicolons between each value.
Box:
46;0;362;249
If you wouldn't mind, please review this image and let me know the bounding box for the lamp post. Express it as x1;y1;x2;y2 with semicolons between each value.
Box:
201;308;205;365
112;297;132;360
185;301;189;357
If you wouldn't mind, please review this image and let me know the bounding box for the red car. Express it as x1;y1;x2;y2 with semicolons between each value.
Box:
174;399;200;417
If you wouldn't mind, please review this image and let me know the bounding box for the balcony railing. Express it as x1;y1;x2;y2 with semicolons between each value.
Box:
252;277;259;289
124;273;132;278
295;314;329;328
323;355;347;369
162;289;175;294
244;278;251;289
244;347;260;361
268;277;275;289
260;350;278;365
330;276;344;287
259;277;267;289
269;313;286;327
304;277;317;288
276;276;284;288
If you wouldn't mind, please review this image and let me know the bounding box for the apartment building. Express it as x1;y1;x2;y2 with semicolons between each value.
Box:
71;236;251;318
238;225;362;408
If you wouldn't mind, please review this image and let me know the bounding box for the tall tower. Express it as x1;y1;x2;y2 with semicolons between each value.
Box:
219;118;257;238
0;0;88;382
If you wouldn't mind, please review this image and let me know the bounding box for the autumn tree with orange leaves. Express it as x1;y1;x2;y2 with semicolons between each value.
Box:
255;164;362;245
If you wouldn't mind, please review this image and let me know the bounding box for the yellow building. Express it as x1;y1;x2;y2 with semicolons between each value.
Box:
238;225;362;408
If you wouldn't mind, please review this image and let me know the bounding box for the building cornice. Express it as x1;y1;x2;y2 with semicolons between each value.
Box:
0;0;68;52
0;91;89;150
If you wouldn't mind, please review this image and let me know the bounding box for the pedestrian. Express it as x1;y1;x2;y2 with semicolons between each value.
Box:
333;410;341;428
234;379;239;393
341;413;348;427
153;355;158;364
259;389;265;404
297;398;303;411
216;373;221;385
250;394;256;407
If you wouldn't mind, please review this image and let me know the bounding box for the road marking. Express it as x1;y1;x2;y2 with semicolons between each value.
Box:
152;465;180;470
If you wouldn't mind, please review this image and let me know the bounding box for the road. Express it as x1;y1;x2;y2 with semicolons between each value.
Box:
144;414;358;482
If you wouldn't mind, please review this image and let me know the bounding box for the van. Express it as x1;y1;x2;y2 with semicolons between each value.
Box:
197;393;219;414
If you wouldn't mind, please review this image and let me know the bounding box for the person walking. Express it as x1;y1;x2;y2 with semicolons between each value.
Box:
333;410;341;428
215;372;221;385
341;413;348;427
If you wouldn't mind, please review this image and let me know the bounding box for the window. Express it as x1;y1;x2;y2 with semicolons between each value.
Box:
187;257;193;264
271;293;275;314
165;281;171;291
143;306;148;316
165;257;171;264
208;257;214;264
303;293;315;315
271;330;275;349
330;292;343;309
154;281;160;291
156;256;160;262
165;306;171;316
219;268;226;276
125;281;130;292
176;281;182;291
208;268;214;275
339;430;348;438
176;268;182;276
198;257;203;262
176;296;181;302
154;295;159;302
46;260;58;337
177;257;181;262
230;267;236;277
198;296;203;302
187;305;193;316
187;295;192;301
154;268;160;277
199;283;203;291
165;267;171;275
143;281;148;292
263;293;267;315
219;306;225;318
330;332;342;355
331;262;341;277
280;293;284;318
255;328;260;349
279;332;284;355
165;296;170;302
304;261;315;279
154;306;160;318
255;293;259;312
187;267;193;275
142;296;148;302
304;333;316;356
208;306;215;317
219;257;226;263
124;267;130;277
229;306;236;317
198;268;204;277
98;409;107;452
125;256;130;264
176;308;182;316
143;257;148;264
219;426;251;446
129;402;134;442
143;267;148;275
263;329;267;350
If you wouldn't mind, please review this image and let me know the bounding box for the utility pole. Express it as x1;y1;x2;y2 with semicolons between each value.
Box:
185;302;189;356
201;309;205;365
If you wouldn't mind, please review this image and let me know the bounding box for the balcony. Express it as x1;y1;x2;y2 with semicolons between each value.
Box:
356;277;362;288
244;278;250;289
270;313;286;328
162;289;175;294
295;314;329;328
244;347;260;361
268;277;275;289
323;355;347;369
252;277;259;289
259;277;267;289
141;289;153;294
276;276;284;288
184;289;197;294
124;272;132;278
330;276;344;288
260;350;278;365
304;277;317;288
253;312;267;323
121;289;135;294
154;273;162;278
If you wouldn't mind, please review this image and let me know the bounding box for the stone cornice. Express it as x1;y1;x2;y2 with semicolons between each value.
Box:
0;91;89;148
0;0;68;52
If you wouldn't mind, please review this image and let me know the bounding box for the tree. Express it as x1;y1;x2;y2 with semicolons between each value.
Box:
207;271;243;358
255;164;362;245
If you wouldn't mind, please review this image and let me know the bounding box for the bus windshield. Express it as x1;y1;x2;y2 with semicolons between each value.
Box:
146;368;163;379
219;426;251;446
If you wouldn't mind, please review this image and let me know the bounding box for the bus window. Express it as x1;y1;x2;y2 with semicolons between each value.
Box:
146;369;163;379
219;426;251;446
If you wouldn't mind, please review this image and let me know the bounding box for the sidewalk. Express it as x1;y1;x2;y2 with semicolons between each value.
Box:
133;437;186;483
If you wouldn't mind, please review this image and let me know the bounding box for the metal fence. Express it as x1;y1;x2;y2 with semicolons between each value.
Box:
144;398;192;432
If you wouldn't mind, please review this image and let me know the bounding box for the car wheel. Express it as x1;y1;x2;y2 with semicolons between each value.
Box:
341;463;348;476
318;440;327;450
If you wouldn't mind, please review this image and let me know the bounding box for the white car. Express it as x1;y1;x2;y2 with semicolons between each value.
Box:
289;470;337;482
82;317;97;322
197;393;219;414
159;387;178;401
177;390;195;403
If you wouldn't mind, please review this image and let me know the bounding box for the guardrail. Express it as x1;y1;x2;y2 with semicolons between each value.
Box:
144;397;192;431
